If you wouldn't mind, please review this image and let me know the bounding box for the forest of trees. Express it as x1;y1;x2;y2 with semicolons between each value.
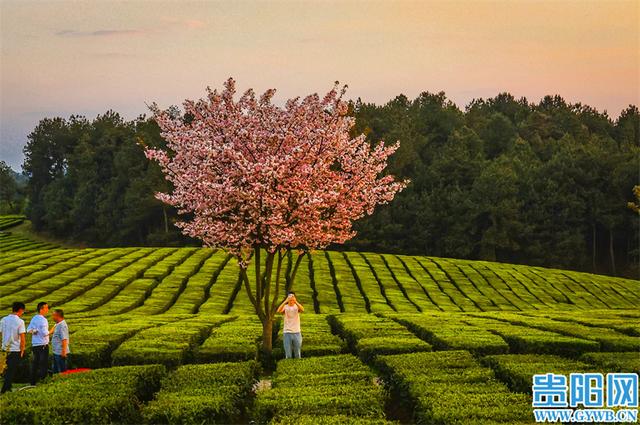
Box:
21;112;192;247
0;160;26;214
16;93;640;278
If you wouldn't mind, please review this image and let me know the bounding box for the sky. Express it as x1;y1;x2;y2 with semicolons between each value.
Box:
1;0;638;170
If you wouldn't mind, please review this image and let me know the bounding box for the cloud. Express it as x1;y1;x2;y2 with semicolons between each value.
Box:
55;29;143;37
55;19;204;38
158;18;207;30
91;52;137;58
183;19;205;29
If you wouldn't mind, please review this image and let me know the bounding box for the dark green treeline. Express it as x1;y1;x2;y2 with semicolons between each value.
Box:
345;93;639;278
20;94;639;277
22;112;191;247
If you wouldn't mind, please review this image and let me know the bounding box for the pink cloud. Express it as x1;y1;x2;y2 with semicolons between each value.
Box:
56;29;143;37
184;19;205;29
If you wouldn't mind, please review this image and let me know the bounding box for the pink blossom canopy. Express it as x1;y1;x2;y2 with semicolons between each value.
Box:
145;78;406;261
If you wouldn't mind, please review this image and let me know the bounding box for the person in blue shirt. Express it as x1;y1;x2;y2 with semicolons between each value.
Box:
51;309;69;373
26;302;49;385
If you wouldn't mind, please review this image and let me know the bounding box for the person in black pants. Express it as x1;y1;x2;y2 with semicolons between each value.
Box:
27;302;50;385
1;302;27;394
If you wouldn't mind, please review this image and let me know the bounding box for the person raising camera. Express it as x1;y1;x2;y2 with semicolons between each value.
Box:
277;292;304;359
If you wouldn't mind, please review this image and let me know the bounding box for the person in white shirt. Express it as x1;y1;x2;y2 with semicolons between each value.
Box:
27;301;50;385
277;292;304;359
1;302;26;393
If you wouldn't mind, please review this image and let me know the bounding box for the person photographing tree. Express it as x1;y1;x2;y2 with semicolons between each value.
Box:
277;292;304;359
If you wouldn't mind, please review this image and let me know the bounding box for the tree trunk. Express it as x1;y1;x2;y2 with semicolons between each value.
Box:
592;223;596;272
261;317;273;354
162;206;169;234
238;249;305;356
609;228;616;276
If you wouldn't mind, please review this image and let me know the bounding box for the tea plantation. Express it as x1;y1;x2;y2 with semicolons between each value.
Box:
0;223;638;424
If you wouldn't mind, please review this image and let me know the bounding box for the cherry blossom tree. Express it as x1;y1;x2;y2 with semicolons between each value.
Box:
144;78;406;353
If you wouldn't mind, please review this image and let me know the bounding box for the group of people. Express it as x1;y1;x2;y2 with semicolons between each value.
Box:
0;292;300;393
0;301;70;394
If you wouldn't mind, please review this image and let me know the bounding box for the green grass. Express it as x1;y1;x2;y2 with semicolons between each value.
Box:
1;217;84;248
480;354;596;394
143;361;259;424
375;351;534;424
0;246;637;314
0;215;25;230
0;230;59;252
0;239;638;424
0;365;166;424
254;355;388;422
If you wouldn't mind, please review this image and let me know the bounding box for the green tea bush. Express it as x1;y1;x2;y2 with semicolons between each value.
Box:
429;258;497;311
455;262;523;311
69;319;160;368
361;253;417;312
527;311;640;337
383;254;439;311
0;250;79;287
142;361;259;424
329;314;431;362
0;365;166;425
142;248;196;280
468;262;545;310
398;255;462;311
270;414;395;424
253;355;387;422
482;263;558;309
0;215;25;230
195;316;262;362
580;351;640;373
272;314;345;359
481;353;595;394
311;252;342;313
476;312;640;352
326;251;368;313
167;251;229;314
196;260;240;314
51;249;157;312
0;249;109;309
343;252;395;313
463;316;600;356
392;313;509;356
375;351;532;424
130;249;213;315
112;316;229;367
0;234;56;252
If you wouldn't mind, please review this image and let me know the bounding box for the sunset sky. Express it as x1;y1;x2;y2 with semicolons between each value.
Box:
1;0;638;169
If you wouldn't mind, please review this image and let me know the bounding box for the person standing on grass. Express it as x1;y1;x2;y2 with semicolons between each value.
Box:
50;309;69;373
277;292;304;359
27;302;50;385
0;302;26;393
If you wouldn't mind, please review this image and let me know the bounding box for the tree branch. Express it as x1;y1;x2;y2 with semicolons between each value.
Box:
270;250;285;315
255;246;262;305
288;251;306;293
263;250;276;317
240;267;265;321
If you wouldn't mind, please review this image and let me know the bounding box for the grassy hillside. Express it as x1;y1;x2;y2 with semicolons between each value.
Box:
1;222;638;424
0;246;638;315
0;215;25;231
1;307;638;424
